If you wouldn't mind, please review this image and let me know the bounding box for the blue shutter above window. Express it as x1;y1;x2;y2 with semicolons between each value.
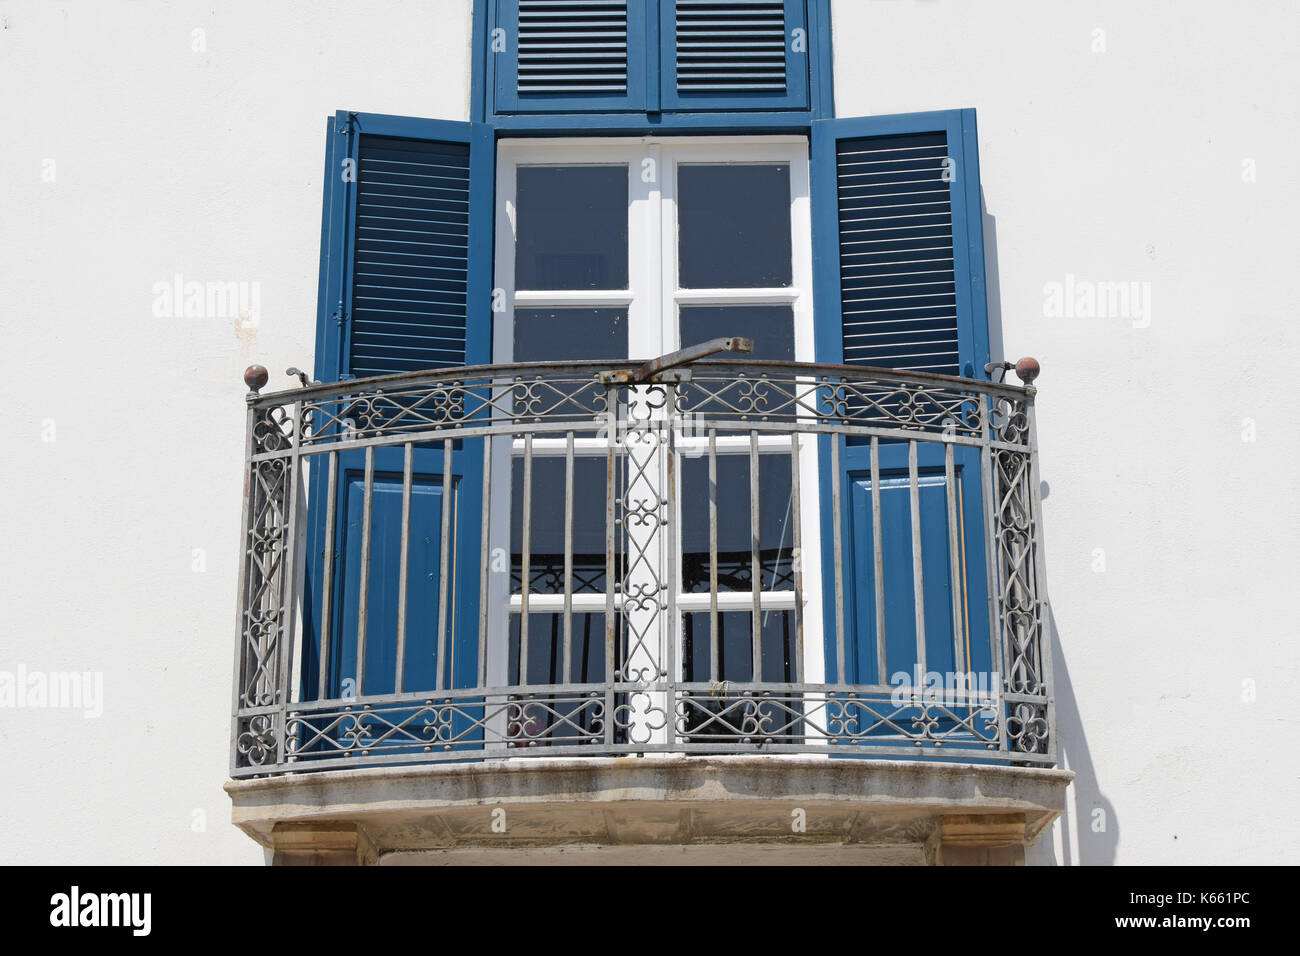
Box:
660;0;808;111
496;0;647;113
675;0;787;92
489;0;813;117
517;0;629;94
314;113;494;382
812;110;989;377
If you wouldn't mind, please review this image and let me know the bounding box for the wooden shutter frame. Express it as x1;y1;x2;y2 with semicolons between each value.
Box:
313;111;495;383
811;108;994;689
305;112;493;708
811;108;990;377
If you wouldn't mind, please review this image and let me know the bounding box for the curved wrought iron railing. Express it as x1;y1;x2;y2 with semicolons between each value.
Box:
231;357;1052;776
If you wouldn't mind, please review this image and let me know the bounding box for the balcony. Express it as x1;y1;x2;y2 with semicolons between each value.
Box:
226;350;1069;864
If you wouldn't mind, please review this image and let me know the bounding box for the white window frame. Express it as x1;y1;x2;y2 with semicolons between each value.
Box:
488;136;825;707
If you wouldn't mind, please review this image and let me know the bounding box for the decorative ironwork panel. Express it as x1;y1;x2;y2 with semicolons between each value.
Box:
231;358;1051;775
991;393;1049;755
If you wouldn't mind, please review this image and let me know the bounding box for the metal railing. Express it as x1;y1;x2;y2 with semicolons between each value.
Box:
231;353;1052;776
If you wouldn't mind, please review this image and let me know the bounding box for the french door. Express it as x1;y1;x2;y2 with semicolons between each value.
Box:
489;137;823;745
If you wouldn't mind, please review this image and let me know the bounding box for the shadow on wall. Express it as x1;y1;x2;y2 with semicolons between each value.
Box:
981;191;1005;366
982;192;1118;865
1029;607;1119;865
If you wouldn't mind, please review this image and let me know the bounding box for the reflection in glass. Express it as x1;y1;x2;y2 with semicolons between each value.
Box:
508;613;608;686
681;453;794;594
511;457;617;595
507;613;608;746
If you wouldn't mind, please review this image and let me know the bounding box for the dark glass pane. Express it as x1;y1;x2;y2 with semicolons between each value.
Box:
681;453;795;594
516;166;628;290
508;613;608;686
680;305;794;361
678;164;792;289
514;308;627;362
511;457;613;595
683;611;754;683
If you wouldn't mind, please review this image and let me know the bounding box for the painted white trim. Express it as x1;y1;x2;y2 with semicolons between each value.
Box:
512;290;636;307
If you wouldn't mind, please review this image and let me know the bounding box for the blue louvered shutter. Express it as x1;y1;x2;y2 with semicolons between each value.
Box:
811;110;993;694
314;113;493;382
496;0;647;113
812;110;989;376
660;0;808;111
834;130;961;375
304;112;491;713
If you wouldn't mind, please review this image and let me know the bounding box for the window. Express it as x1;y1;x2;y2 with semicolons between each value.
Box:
304;103;997;732
493;138;812;359
491;0;811;115
487;137;823;727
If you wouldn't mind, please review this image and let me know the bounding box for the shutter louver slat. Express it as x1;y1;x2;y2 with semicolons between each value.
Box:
350;136;472;376
675;0;787;93
517;0;628;94
836;132;960;375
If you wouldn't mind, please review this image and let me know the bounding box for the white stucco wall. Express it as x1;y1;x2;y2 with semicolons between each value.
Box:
0;0;472;865
831;0;1300;864
2;0;1295;864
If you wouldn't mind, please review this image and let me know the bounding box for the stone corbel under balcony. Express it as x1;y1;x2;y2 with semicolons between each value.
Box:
227;756;1072;866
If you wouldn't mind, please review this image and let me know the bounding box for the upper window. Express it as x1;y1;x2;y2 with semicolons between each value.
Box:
491;0;810;115
493;137;813;363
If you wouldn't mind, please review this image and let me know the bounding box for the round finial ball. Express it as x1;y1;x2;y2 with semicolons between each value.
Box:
1014;357;1040;386
244;364;269;391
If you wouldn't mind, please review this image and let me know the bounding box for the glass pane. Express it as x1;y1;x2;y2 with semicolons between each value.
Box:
508;613;608;686
681;453;795;594
514;308;627;362
512;457;613;595
681;611;797;684
678;164;792;289
516;166;628;290
680;305;794;361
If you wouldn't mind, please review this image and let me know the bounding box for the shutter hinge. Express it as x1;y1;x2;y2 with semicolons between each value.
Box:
335;111;356;135
333;300;348;328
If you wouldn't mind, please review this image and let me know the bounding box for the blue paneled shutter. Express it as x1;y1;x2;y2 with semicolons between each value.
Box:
811;111;993;710
304;113;491;720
